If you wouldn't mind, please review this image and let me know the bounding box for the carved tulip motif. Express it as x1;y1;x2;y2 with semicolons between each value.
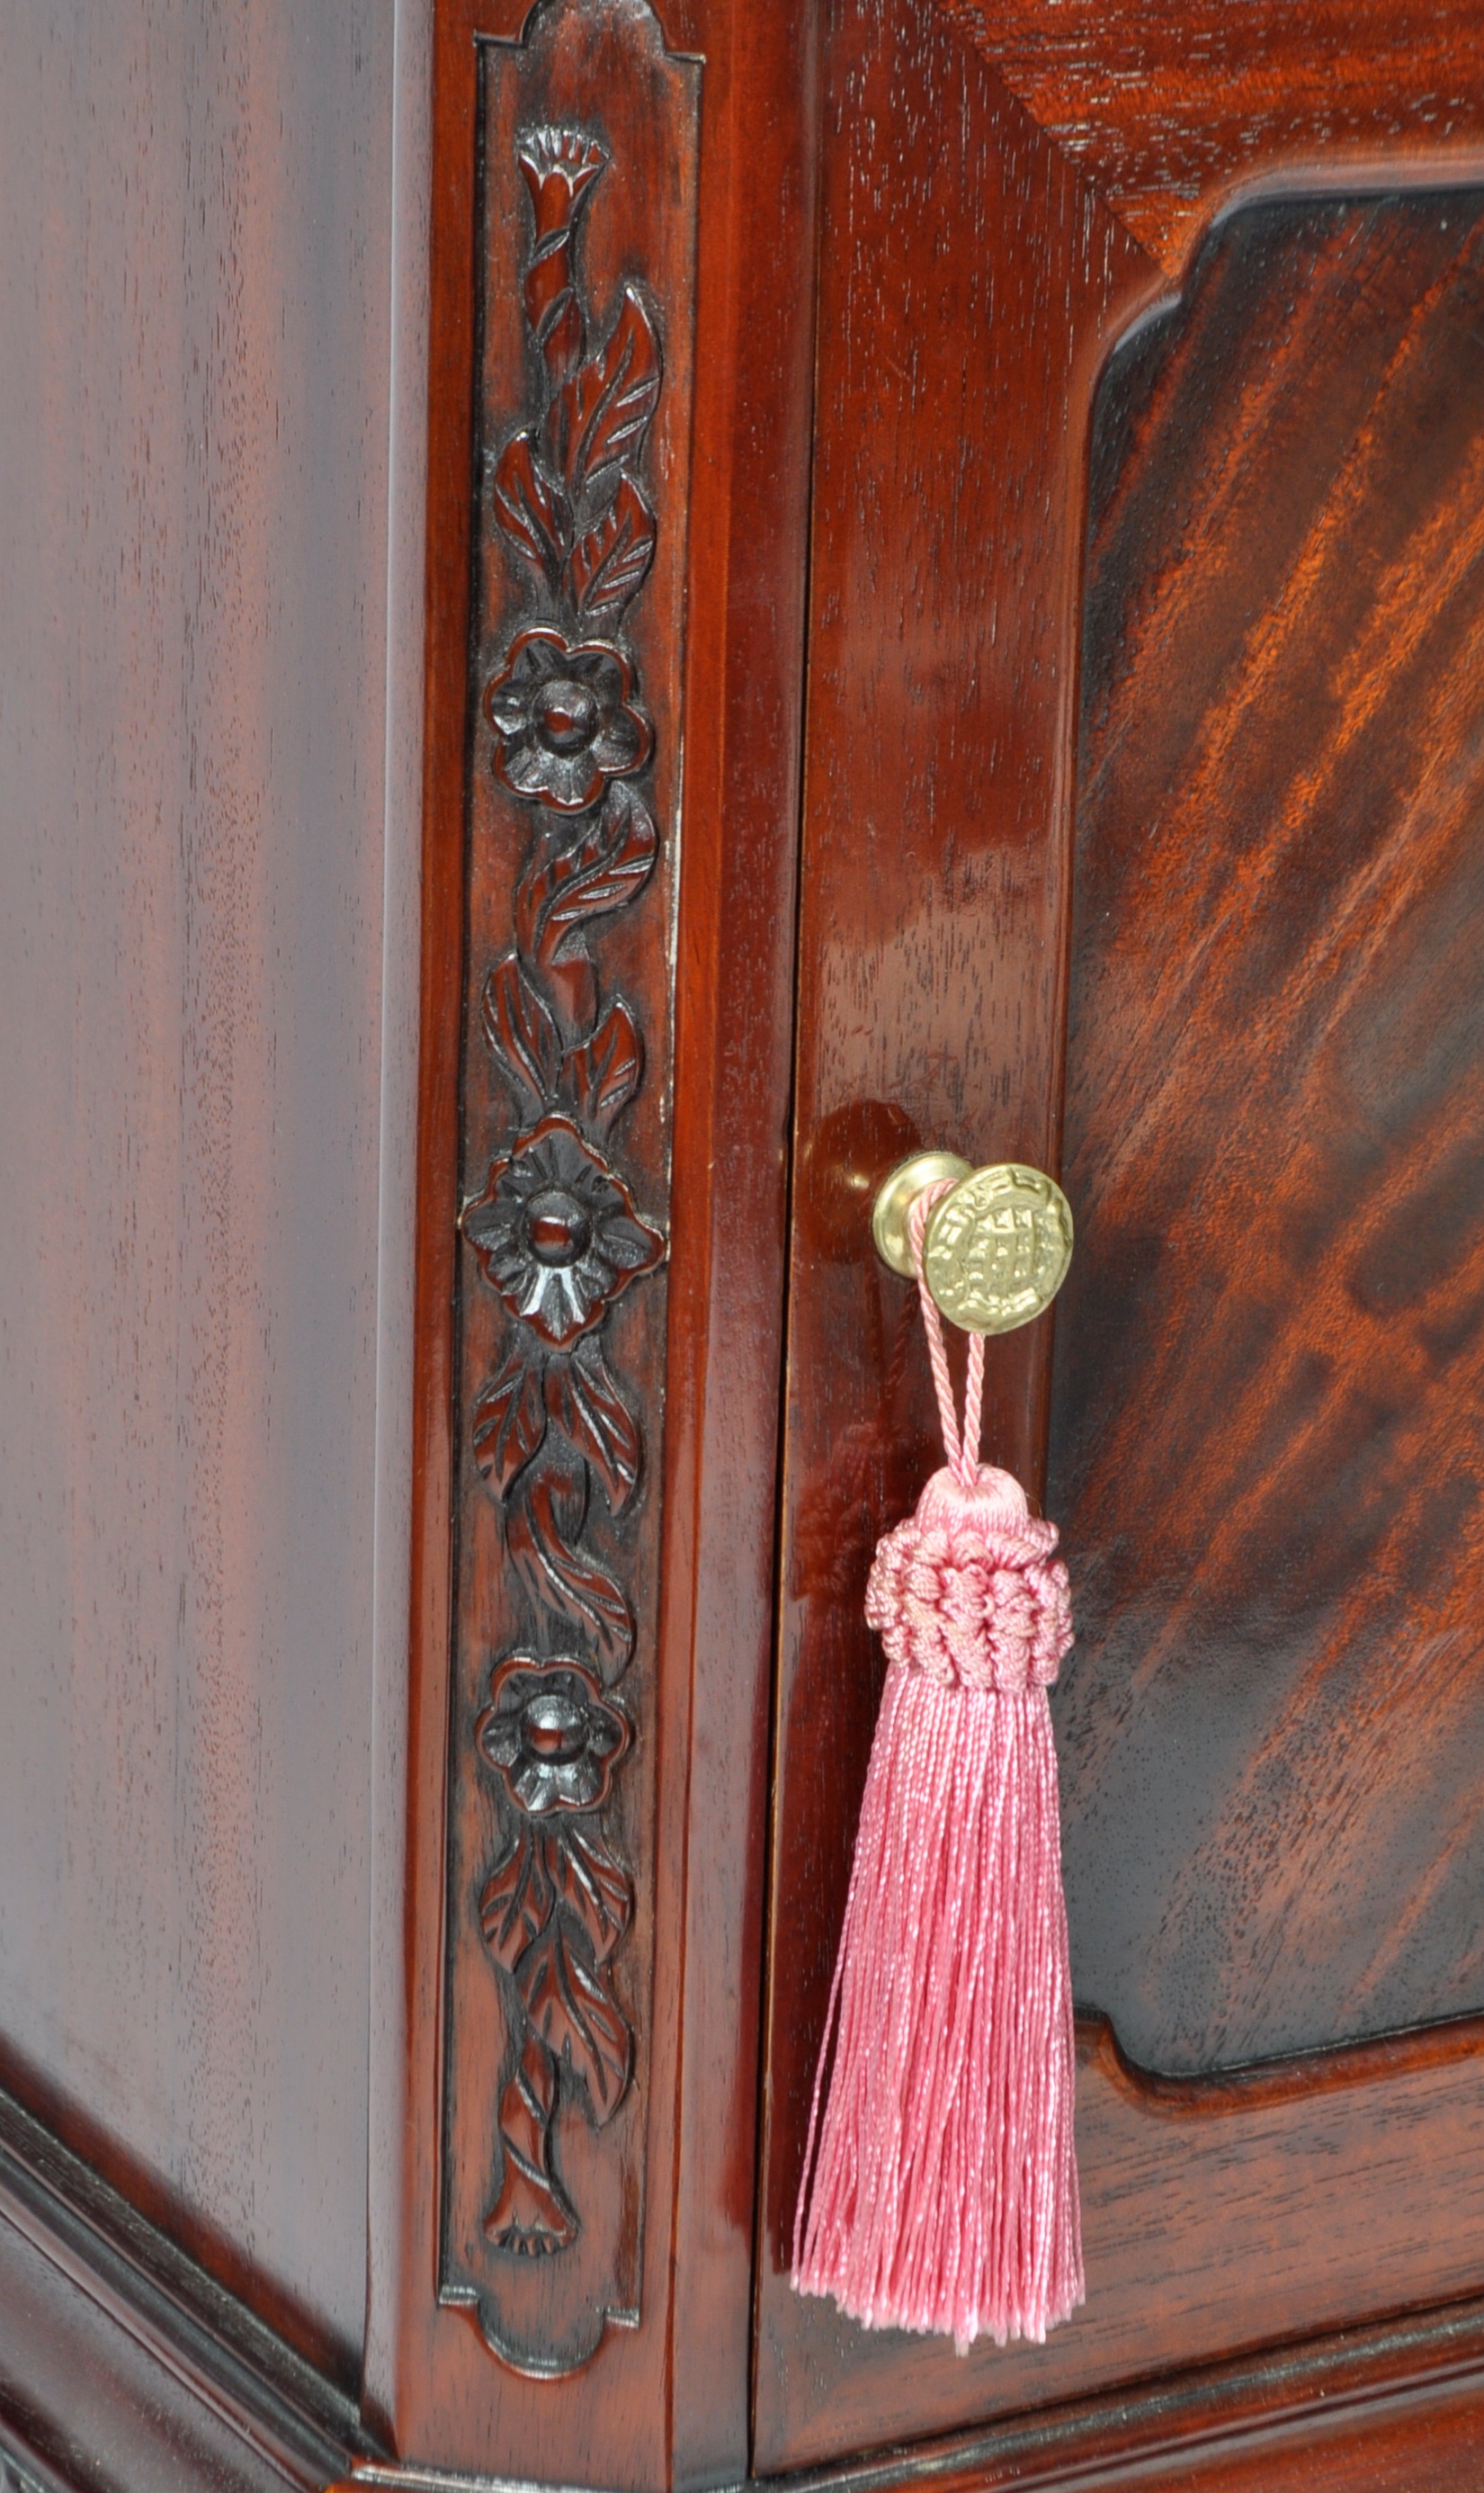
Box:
460;116;666;2273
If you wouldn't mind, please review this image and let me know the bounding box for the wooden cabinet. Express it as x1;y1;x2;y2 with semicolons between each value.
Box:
4;3;1484;2489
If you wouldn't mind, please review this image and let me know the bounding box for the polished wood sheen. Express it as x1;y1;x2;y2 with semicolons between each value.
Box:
11;0;1484;2488
1053;184;1484;2073
439;1;699;2374
757;0;1484;2474
7;2071;1484;2493
758;2011;1484;2465
0;2088;359;2493
379;0;818;2477
756;0;1150;2453
754;2293;1484;2492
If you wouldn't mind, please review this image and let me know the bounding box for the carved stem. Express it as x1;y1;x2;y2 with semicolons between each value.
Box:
486;2026;577;2255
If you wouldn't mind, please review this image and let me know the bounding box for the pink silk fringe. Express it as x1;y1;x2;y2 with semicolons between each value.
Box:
791;1651;1083;2353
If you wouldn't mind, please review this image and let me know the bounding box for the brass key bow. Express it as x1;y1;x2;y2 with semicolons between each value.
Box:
871;1152;1074;1335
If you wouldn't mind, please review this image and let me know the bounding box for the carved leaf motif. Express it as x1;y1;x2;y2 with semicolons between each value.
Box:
507;1463;634;1680
560;996;643;1134
545;1339;640;1514
492;429;570;582
472;1343;548;1498
515;1915;632;2122
569;473;657;623
543;287;660;497
481;1825;556;1972
482;954;562;1114
550;1823;632;1967
517;785;658;970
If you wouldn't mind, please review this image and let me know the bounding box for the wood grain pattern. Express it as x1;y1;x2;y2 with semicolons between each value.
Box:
943;0;1484;273
1052;185;1484;2073
19;0;1484;2480
756;2013;1484;2469
755;0;1155;2453
0;2210;330;2493
6;2062;1484;2493
0;0;398;2380
0;2085;360;2493
747;2291;1484;2492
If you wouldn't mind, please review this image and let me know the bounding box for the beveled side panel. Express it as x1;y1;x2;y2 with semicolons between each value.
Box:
1050;187;1484;2074
441;0;699;2378
0;0;396;2380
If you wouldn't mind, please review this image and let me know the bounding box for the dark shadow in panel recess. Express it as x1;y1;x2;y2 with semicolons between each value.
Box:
1050;186;1484;2076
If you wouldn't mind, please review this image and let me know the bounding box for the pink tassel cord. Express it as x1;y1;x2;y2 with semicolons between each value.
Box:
791;1191;1085;2354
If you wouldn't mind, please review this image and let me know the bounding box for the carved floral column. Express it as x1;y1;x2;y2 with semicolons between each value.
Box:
440;0;700;2378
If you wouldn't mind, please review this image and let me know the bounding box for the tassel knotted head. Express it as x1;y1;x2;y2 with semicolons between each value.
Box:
867;1463;1071;1692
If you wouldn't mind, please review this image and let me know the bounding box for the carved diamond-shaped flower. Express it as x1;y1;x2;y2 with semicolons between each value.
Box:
461;1115;664;1347
478;1655;630;1816
485;626;652;814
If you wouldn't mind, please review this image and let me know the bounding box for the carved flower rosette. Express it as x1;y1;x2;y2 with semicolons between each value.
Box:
450;101;677;2341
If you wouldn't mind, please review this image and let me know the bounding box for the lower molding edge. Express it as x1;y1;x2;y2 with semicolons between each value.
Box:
2;2066;1482;2493
343;2298;1484;2493
0;2085;364;2493
756;2297;1484;2493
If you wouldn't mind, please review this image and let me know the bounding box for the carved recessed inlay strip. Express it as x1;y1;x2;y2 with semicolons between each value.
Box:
441;0;700;2378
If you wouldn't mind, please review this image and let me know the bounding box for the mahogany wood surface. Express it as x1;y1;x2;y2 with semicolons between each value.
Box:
1052;184;1484;2074
439;4;700;2375
0;0;402;2383
946;0;1484;274
380;0;817;2479
757;2013;1484;2468
757;0;1151;2453
762;2295;1484;2493
5;2096;1484;2493
758;0;1484;2474
0;2083;361;2493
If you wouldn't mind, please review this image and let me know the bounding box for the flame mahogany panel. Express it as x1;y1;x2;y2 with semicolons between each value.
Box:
1051;185;1484;2075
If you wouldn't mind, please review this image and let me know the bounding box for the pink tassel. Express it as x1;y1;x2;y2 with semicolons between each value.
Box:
791;1193;1084;2354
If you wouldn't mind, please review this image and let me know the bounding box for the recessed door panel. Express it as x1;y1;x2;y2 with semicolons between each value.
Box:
1052;186;1484;2075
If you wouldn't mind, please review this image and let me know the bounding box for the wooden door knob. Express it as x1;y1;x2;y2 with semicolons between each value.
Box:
871;1150;1075;1334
